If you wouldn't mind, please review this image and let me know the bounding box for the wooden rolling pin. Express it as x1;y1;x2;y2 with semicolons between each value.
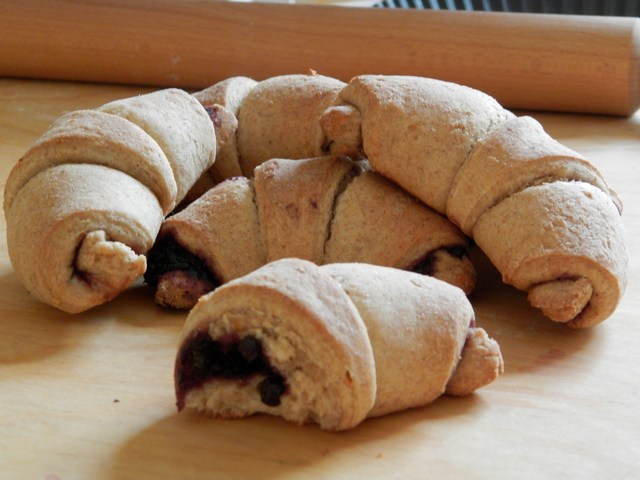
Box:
1;0;639;115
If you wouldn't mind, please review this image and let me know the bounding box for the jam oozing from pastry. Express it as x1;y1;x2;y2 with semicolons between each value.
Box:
175;331;287;410
410;245;468;276
204;105;223;128
144;234;219;291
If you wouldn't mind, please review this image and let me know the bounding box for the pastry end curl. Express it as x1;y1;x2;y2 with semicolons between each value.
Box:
527;277;593;323
445;327;504;397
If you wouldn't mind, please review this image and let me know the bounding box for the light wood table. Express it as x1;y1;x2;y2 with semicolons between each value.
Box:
0;78;638;479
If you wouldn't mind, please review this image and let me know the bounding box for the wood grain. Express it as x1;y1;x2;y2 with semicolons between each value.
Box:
1;78;639;479
1;0;640;115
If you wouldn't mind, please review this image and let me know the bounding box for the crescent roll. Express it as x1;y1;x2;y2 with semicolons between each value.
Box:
146;155;476;310
5;88;217;313
236;72;346;175
320;75;628;327
7;164;163;314
145;177;266;310
174;258;503;430
99;87;216;205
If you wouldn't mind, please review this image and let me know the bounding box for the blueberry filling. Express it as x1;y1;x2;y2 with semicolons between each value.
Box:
144;234;218;288
175;331;287;410
410;245;469;276
204;105;223;128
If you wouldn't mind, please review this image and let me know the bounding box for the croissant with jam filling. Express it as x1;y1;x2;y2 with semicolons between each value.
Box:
145;155;476;310
174;258;503;431
4;88;216;313
320;75;628;327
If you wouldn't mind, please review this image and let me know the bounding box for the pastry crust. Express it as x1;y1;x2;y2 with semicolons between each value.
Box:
99;88;216;205
193;76;257;115
323;75;514;213
322;263;496;417
320;75;628;327
7;164;162;314
237;73;346;175
444;327;504;397
5;88;217;313
147;155;478;309
473;181;628;328
254;155;357;264
325;170;476;294
181;104;240;204
447;115;620;235
188;77;257;197
175;259;503;430
3;109;177;215
147;176;266;308
176;258;377;431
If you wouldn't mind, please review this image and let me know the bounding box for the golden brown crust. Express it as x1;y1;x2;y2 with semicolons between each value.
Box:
237;73;346;175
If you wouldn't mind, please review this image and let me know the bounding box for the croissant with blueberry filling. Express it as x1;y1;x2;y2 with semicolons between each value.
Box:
174;258;503;431
320;75;628;327
4;88;216;313
145;155;476;310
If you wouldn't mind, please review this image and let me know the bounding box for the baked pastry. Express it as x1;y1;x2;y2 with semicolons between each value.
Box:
2;108;178;215
186;72;343;201
98;88;216;205
4;88;216;313
236;72;346;175
321;75;515;213
174;258;503;430
324;168;477;295
146;155;476;309
253;154;358;264
320;75;628;327
6;164;163;314
145;176;266;310
186;77;258;202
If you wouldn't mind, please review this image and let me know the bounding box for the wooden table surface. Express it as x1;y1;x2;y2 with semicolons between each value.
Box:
0;77;638;479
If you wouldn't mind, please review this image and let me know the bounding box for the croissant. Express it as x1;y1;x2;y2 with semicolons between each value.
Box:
320;75;629;328
4;88;216;313
145;155;476;309
174;258;503;431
